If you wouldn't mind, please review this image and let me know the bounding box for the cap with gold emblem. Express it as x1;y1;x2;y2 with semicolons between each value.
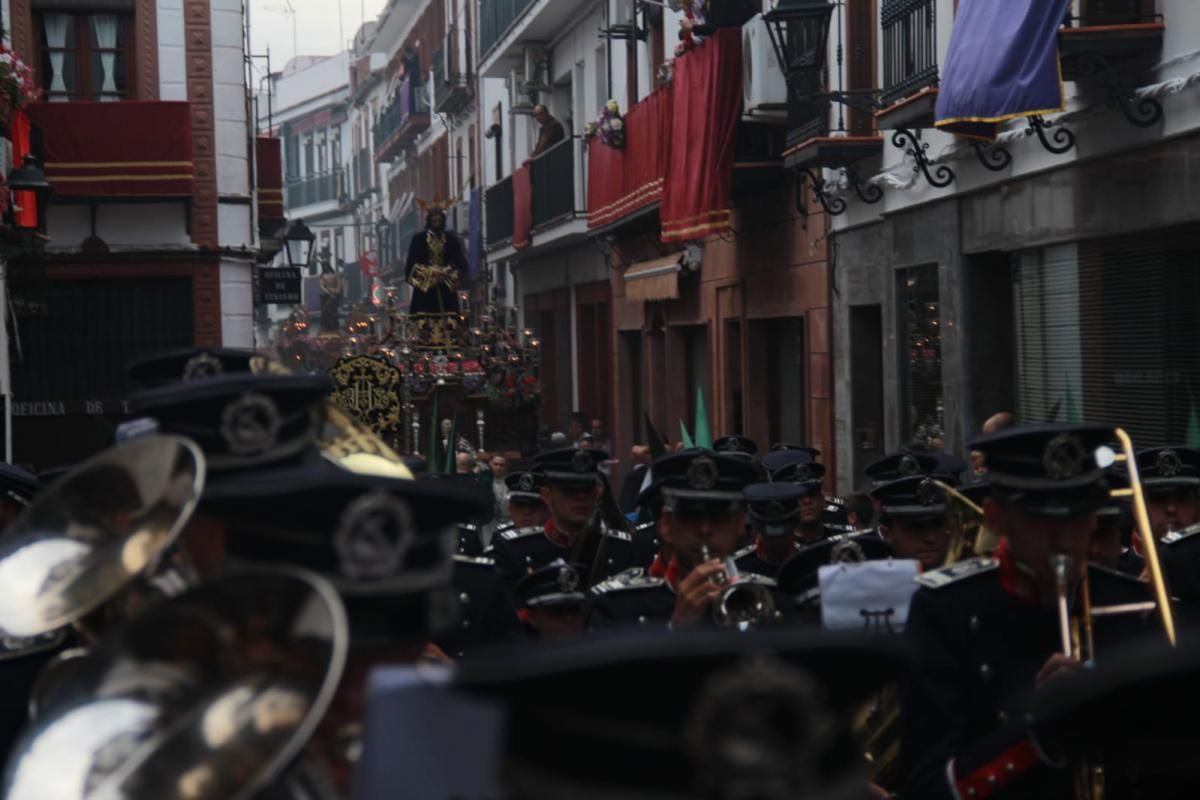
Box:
649;449;760;511
128;347;278;389
131;373;330;473
200;458;491;645
744;482;803;537
534;448;609;489
870;476;950;521
514;559;587;609
505;470;545;505
970;424;1114;517
713;435;758;457
1134;447;1200;491
764;449;827;485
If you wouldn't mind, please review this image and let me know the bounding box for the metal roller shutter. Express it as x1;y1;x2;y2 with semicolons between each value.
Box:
1014;226;1200;447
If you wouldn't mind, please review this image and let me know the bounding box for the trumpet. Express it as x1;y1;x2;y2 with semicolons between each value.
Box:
700;545;777;628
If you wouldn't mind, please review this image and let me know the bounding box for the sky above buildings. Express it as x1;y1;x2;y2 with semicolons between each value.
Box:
249;0;390;68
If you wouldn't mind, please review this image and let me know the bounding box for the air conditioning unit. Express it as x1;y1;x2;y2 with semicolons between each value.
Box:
508;68;534;114
743;14;788;122
523;46;548;91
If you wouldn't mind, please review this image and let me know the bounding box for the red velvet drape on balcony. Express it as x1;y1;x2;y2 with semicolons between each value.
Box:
586;85;672;231
513;162;532;250
255;137;284;224
660;28;743;243
25;101;194;197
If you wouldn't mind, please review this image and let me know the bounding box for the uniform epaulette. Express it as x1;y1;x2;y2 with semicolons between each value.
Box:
459;523;479;532
499;526;544;542
915;557;999;590
453;554;496;568
494;521;515;534
733;544;757;561
604;528;633;542
590;568;664;596
634;520;657;532
737;572;778;587
1164;522;1200;547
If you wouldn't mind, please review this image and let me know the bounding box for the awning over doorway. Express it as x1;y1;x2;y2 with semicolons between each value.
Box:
624;253;684;302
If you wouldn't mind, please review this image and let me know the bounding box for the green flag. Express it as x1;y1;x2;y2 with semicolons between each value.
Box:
1187;401;1200;449
444;414;458;475
1064;376;1081;424
427;393;440;474
694;385;712;449
679;420;694;449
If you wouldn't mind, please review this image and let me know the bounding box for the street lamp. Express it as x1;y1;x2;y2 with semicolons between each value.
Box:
7;155;54;233
763;0;835;75
283;218;316;270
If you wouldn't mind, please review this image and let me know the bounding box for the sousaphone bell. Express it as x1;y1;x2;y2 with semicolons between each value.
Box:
0;434;206;645
3;567;349;800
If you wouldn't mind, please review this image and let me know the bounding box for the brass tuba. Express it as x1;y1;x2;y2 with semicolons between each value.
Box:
0;434;206;646
4;567;348;800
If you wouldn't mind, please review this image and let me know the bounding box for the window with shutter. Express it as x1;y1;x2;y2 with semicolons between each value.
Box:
1014;227;1200;445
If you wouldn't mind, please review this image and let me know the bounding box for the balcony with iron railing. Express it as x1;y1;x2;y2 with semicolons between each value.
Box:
479;0;536;61
434;26;472;114
375;76;431;163
486;175;514;246
530;137;580;229
285;169;343;211
879;0;939;108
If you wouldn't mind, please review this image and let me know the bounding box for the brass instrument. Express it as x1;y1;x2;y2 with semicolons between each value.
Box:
0;434;206;646
5;567;348;800
931;479;1000;566
1046;428;1180;800
701;545;777;628
320;403;414;480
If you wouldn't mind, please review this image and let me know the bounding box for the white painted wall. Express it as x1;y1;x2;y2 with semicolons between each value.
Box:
220;259;255;347
158;0;187;101
44;204;193;251
211;0;254;252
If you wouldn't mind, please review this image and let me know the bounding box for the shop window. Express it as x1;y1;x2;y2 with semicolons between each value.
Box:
899;264;944;448
37;12;133;102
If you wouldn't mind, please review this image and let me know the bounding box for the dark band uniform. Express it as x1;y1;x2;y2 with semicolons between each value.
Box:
587;450;794;630
900;425;1159;800
1141;448;1200;603
735;482;804;578
489;449;635;589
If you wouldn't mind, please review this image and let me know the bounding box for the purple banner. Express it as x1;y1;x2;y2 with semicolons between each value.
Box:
935;0;1071;139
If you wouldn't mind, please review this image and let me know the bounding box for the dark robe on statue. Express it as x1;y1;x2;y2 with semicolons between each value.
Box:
405;226;468;315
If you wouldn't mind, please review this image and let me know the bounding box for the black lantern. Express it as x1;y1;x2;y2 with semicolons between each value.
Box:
763;0;835;75
7;155;54;233
283;218;316;270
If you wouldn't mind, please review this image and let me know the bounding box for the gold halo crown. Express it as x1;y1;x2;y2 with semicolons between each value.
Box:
416;197;456;212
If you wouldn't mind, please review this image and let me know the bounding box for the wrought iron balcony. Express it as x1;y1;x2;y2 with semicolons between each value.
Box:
880;0;938;108
434;26;472;114
285;169;342;210
486;175;515;246
375;76;432;162
530;138;579;229
479;0;536;60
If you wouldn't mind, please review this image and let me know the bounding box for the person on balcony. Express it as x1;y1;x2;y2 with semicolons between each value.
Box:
679;0;757;41
405;204;467;317
530;104;565;159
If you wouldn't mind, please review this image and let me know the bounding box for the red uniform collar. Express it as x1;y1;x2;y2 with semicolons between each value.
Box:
995;537;1039;604
665;557;683;593
543;518;569;548
648;552;668;578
